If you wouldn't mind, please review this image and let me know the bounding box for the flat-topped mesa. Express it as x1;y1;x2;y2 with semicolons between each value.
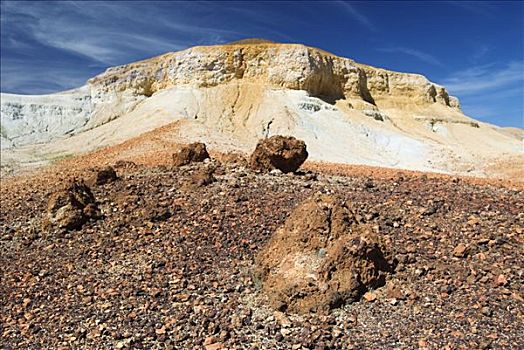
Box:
87;41;460;111
2;39;522;178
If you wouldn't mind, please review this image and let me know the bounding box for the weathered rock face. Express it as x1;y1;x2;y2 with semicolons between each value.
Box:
255;194;396;313
0;41;461;149
249;136;308;173
88;43;459;109
43;180;100;231
0;87;92;148
172;142;210;167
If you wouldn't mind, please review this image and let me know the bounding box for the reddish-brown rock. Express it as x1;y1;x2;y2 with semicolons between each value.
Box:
172;142;210;166
255;194;395;313
43;180;100;230
249;135;308;173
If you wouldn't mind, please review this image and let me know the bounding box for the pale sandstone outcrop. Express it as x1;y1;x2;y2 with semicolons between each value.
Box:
88;43;459;111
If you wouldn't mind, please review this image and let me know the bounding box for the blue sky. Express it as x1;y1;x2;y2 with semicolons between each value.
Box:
1;1;523;128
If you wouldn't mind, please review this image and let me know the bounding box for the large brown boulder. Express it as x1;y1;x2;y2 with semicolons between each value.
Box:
43;180;100;231
249;136;308;173
255;194;395;314
172;142;210;167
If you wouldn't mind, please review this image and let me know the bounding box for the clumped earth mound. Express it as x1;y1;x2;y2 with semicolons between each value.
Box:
87;166;118;186
43;180;100;231
172;142;210;167
255;194;396;313
249;135;308;173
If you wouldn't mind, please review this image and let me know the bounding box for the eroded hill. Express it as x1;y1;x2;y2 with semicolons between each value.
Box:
1;40;522;178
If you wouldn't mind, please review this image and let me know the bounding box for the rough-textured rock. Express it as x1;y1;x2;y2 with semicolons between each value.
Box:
255;194;396;313
0;87;91;148
43;180;99;230
249;136;308;173
87;166;118;186
86;43;459;109
172;142;210;167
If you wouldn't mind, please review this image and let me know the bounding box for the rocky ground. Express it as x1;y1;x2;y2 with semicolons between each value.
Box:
1;157;523;349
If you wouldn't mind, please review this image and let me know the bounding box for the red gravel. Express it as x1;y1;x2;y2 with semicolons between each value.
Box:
1;155;523;349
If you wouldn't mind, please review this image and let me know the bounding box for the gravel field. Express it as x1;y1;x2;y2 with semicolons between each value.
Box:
1;158;523;349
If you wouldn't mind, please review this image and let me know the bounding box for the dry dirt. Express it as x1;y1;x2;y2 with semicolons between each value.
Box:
1;146;523;349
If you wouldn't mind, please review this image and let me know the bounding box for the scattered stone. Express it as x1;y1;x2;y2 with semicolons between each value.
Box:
280;328;292;337
180;165;217;191
173;142;210;166
453;243;468;257
204;336;218;345
363;292;377;302
496;274;508;286
43;180;100;231
481;306;493;317
385;283;405;300
274;311;292;328
143;206;172;222
249;135;308;173
205;343;224;350
2;156;522;349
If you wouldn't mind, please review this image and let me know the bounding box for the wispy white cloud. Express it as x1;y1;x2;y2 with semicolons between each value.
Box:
442;62;524;126
377;47;443;66
1;1;245;92
31;29;187;65
446;1;496;17
471;45;490;62
337;1;376;31
441;61;524;95
1;1;253;67
2;2;213;65
0;59;87;93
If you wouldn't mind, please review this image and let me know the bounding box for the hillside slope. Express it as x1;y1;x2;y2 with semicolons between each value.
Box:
1;41;522;177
